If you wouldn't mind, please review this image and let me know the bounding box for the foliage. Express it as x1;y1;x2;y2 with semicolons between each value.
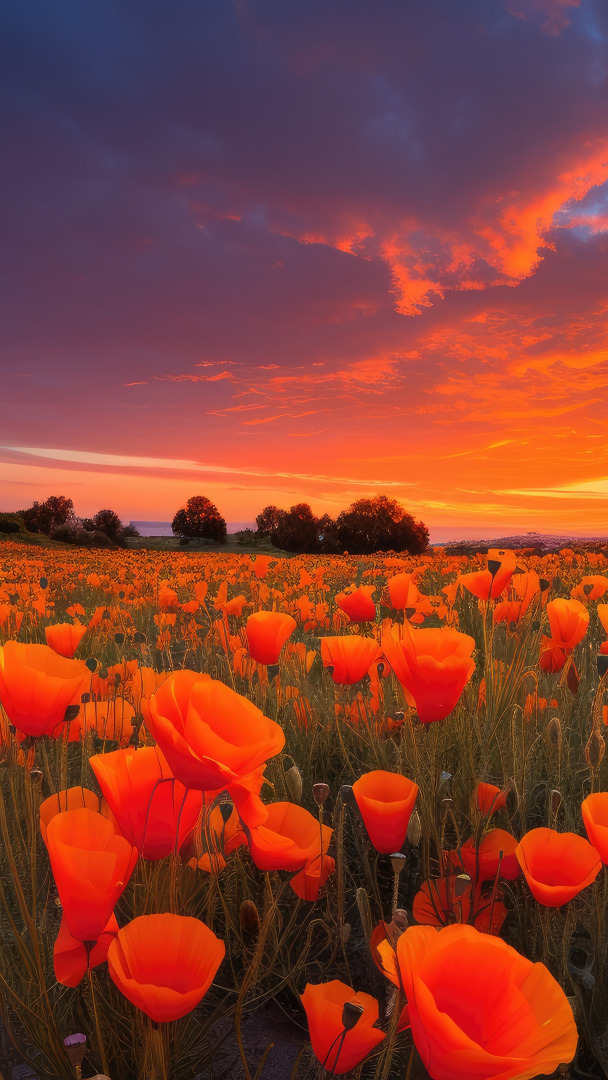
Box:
336;495;429;555
172;496;227;543
256;505;286;538
50;524;116;547
271;502;321;553
17;496;75;536
81;509;139;546
0;513;27;535
235;527;258;545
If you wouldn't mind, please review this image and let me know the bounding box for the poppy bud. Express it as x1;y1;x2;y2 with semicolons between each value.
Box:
407;810;422;846
356;887;373;942
550;789;562;816
391;908;408;932
313;783;330;806
240;900;260;934
64;705;80;724
546;716;562;751
539;579;550;592
29;768;43;783
585;725;605;772
342;1001;364;1031
285;763;302;804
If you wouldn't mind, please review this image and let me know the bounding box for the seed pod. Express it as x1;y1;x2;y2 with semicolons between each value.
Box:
339;784;357;810
585;725;605;772
340;922;351;945
240;900;260;934
390;852;407;875
342;1002;364;1031
356;887;373;942
546;716;562;752
285;763;302;803
63;1034;87;1071
313;782;330;806
550;789;562;816
407;809;422;846
455;874;471;897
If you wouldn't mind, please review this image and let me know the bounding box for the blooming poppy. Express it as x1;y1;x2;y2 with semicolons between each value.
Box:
39;786;115;846
475;782;507;816
190;799;247;873
300;981;386;1075
571;576;608;602
460;829;520;882
54;913;118;988
493;572;541;624
386;573;422;611
459;548;517;602
396;923;577;1080
381;622;475;724
581;793;608;862
335;586;376;623
352;770;418;854
245;610;297;665
0;642;89;737
147;670;284;826
90;746;204;860
45;807;138;941
290;850;335;901
320;635;381;684
45;621;88;658
540;598;589;672
412;876;507;935
107;913;225;1022
247;801;332;872
515;827;601;907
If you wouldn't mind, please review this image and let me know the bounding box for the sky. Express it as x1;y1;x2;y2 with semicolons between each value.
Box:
2;0;608;541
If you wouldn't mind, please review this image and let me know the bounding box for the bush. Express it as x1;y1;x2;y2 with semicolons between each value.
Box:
17;496;75;535
172;497;227;543
50;525;115;547
0;513;27;535
235;528;257;546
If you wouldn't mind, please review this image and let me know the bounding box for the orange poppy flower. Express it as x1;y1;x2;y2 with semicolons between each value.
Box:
290;850;335;901
396;924;577;1080
460;829;520;882
107;913;225;1022
45;621;88;658
381;623;475;724
475;782;507;816
54;912;118;987
571;576;608;602
245;610;297;664
248;801;331;872
335;585;376;623
459;548;517;601
45;807;138;940
352;770;418;854
300;981;386;1075
319;635;381;684
191;800;247;873
0;642;89;737
39;786;115;846
386;572;422;611
493;572;541;624
147;670;284;826
90;746;204;860
516;828;601;907
581;793;608;863
542;598;589;660
412;876;507;935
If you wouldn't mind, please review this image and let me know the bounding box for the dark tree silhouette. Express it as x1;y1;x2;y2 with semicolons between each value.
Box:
336;495;428;555
271;503;321;553
172;496;227;543
255;505;286;537
17;495;75;535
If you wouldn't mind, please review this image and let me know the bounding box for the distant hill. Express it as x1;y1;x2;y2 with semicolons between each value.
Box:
441;531;608;554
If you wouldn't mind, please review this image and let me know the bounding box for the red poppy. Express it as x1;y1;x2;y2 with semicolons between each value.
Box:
45;621;88;658
45;807;138;941
581;793;608;862
300;981;386;1075
290;850;335;901
396;924;577;1080
516;827;601;907
54;913;118;988
381;622;475;723
413;876;507;935
352;770;418;853
335;586;376;623
107;913;225;1022
147;670;284;826
475;782;507;816
0;642;89;737
247;801;332;871
90;746;204;860
320;635;381;684
460;829;520;882
245;610;297;664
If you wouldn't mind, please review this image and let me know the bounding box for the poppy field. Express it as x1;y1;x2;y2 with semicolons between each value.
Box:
2;539;608;1080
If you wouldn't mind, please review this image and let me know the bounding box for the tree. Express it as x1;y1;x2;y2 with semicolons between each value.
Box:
172;496;227;543
255;505;286;538
17;495;75;535
82;509;124;542
336;495;429;555
272;503;321;553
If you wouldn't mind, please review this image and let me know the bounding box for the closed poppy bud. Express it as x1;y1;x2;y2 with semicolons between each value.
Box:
581;793;608;863
397;924;578;1080
45;808;138;941
245;611;297;665
352;771;418;854
516;827;601;907
475;782;507;816
0;642;89;737
320;635;381;684
107;914;224;1022
335;586;376;623
300;981;386;1075
45;622;88;658
240;900;260;934
381;623;475;724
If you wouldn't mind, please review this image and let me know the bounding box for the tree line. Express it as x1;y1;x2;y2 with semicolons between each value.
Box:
173;494;429;554
0;497;139;547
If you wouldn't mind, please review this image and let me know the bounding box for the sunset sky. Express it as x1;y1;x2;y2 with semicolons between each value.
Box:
2;0;608;540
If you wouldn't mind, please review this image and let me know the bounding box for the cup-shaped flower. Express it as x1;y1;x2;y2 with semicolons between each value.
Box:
546;598;589;650
412;876;507;935
44;622;88;658
107;913;225;1022
386;573;422;611
245;611;297;665
45;808;138;941
290;850;335;901
460;829;520;882
352;770;418;854
39;786;115;846
320;636;380;684
247;801;332;872
90;746;204;860
381;623;475;724
54;913;118;988
493;572;541;624
147;670;285;826
475;782;507;816
300;981;386;1075
0;642;89;737
396;924;577;1080
335;586;376;623
581;793;608;862
515;827;601;907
